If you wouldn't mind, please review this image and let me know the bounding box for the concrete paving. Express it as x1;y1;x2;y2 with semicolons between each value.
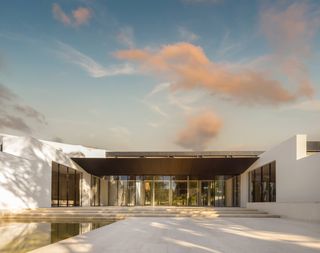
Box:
29;217;320;253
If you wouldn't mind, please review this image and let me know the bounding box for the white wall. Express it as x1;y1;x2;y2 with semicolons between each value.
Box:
241;135;320;221
0;152;50;209
0;134;93;209
41;140;106;158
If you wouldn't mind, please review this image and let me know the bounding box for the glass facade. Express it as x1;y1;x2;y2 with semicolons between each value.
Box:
249;161;276;202
51;162;82;207
91;175;101;206
104;175;238;207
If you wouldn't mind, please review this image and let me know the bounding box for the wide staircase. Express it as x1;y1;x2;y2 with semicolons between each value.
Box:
0;207;280;221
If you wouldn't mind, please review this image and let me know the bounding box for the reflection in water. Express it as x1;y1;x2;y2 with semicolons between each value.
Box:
0;221;114;253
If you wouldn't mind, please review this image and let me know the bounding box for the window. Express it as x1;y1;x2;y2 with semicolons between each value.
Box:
249;161;276;202
51;162;82;207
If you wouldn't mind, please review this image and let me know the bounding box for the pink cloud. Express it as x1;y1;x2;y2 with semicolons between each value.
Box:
73;7;91;26
52;3;71;26
260;2;318;98
175;111;222;150
52;3;91;27
115;42;300;105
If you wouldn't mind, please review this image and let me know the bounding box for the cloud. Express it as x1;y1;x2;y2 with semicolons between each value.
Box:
117;26;135;48
283;99;320;112
260;2;319;98
72;7;91;26
0;83;47;133
115;42;304;105
178;26;199;42
52;3;91;27
175;111;222;150
57;41;134;78
146;82;171;97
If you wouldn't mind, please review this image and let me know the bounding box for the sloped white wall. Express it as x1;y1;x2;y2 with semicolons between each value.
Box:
241;135;320;221
0;134;93;209
41;140;106;158
0;152;50;209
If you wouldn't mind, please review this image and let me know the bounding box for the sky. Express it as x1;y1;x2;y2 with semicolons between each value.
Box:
0;0;319;151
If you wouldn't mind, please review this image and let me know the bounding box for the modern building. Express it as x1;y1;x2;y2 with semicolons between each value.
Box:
0;133;319;221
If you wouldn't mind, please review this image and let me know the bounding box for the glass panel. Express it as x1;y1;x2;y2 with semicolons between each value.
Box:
144;181;153;205
95;178;100;206
200;181;209;206
68;169;75;207
108;177;118;206
51;162;59;207
270;162;276;202
254;168;262;202
249;171;254;202
154;181;170;205
210;181;215;206
127;180;136;206
172;181;187;206
262;165;270;202
118;179;127;206
215;177;225;207
59;165;68;207
188;181;198;206
75;172;81;206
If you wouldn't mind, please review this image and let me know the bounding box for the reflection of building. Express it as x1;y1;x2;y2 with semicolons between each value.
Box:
0;133;319;221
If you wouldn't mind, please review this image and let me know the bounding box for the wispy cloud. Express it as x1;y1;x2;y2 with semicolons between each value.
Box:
178;26;199;42
216;31;242;58
146;82;171;97
56;41;134;78
115;42;302;105
52;3;92;27
283;99;320;112
0;83;47;133
117;26;135;48
260;2;319;98
175;111;222;150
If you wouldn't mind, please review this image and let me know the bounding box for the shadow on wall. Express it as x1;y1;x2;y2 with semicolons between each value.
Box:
0;152;50;209
0;135;89;209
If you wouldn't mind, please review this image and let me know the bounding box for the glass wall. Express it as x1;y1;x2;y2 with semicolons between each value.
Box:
232;176;240;207
249;161;276;202
91;175;101;206
104;175;233;207
51;162;82;207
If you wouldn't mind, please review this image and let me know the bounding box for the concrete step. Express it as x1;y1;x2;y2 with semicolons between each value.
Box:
0;207;280;219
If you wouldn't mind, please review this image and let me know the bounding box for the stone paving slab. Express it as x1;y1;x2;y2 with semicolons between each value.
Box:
29;217;320;253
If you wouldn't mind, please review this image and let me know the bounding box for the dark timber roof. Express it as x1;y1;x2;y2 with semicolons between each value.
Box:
73;151;261;178
106;151;263;158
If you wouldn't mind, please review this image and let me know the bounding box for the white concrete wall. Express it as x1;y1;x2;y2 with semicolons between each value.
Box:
0;134;93;209
0;152;51;209
241;135;320;221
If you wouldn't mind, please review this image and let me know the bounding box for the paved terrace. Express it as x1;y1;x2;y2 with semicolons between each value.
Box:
29;217;320;253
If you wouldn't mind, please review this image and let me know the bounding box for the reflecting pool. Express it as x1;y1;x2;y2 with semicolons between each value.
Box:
0;220;115;253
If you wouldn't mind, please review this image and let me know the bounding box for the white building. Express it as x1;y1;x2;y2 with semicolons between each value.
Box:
0;133;319;221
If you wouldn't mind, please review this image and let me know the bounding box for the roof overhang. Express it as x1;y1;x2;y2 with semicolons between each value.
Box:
72;153;260;178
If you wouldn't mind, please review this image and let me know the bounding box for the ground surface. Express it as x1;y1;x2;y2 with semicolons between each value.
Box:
29;217;320;253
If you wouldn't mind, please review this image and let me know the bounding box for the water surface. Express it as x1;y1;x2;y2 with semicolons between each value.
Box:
0;220;115;253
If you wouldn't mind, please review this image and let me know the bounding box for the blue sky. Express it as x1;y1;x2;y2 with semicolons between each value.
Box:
0;0;319;150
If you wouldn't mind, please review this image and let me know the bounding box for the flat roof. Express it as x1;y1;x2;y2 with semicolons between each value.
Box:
106;151;263;158
73;156;259;178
